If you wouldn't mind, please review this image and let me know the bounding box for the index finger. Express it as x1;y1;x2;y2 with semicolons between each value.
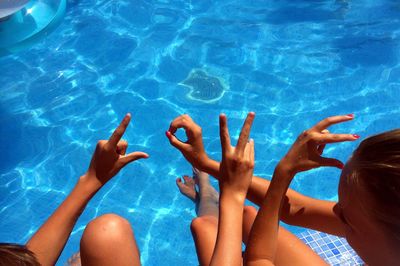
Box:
312;114;354;132
219;114;231;153
313;133;359;144
168;114;194;134
108;113;131;148
236;112;255;154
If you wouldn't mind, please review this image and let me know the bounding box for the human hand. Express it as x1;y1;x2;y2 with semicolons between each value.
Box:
166;114;209;170
278;114;359;177
84;113;149;190
218;112;255;198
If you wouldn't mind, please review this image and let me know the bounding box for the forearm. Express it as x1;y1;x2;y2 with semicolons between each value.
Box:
201;157;221;180
210;190;245;266
26;175;99;266
245;166;292;264
200;158;306;220
200;158;344;235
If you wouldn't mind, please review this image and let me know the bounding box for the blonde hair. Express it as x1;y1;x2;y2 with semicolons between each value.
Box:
348;129;400;242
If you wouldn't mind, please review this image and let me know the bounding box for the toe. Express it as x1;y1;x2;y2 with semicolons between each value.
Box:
183;175;194;184
176;178;183;187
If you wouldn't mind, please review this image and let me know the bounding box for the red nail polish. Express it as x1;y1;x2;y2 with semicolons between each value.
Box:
346;114;354;118
339;164;344;169
165;131;171;138
352;134;360;139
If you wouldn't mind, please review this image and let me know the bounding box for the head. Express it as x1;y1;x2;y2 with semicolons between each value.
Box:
0;243;40;266
336;129;400;265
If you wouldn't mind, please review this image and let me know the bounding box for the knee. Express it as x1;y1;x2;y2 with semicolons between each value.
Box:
81;214;133;249
190;216;218;235
243;205;258;218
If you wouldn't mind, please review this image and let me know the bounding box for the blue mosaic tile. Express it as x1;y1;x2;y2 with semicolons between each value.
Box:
334;240;342;247
299;229;364;265
320;244;329;251
332;248;340;255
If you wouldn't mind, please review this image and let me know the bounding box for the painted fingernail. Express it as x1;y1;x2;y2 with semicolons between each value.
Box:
352;134;360;139
339;164;344;169
165;131;171;138
346;114;354;118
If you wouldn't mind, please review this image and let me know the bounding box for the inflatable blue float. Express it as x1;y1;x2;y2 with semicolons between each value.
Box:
0;0;66;56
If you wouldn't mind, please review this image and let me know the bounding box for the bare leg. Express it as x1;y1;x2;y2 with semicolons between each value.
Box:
176;168;219;217
194;168;219;217
243;206;327;266
177;168;219;266
80;214;141;266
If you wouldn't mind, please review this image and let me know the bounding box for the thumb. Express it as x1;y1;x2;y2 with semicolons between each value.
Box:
166;131;188;151
318;157;344;169
119;152;149;167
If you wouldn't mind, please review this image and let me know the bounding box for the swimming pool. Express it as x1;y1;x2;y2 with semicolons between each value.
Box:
0;0;399;265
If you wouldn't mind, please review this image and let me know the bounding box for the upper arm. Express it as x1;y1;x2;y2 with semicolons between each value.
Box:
283;194;345;237
247;175;345;237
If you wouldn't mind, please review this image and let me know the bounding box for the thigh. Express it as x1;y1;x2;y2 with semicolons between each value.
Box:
80;214;141;266
243;206;327;266
191;208;259;266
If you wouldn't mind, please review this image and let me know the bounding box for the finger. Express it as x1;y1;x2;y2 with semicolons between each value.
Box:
168;114;194;134
119;151;149;166
108;113;131;148
317;129;329;154
244;141;250;159
249;139;255;162
116;140;128;155
219;114;231;153
318;157;344;169
166;131;190;151
244;139;255;162
236;112;255;154
313;133;359;144
313;114;354;132
317;144;326;155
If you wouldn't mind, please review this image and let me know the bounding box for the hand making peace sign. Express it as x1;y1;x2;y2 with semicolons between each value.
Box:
218;112;255;197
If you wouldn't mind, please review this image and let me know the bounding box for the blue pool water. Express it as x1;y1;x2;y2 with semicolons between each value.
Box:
0;0;399;265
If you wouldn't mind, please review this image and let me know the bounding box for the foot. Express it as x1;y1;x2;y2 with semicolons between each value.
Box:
67;252;81;266
193;168;219;202
176;175;197;202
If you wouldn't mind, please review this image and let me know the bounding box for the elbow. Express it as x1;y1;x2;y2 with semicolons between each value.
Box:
280;197;305;226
